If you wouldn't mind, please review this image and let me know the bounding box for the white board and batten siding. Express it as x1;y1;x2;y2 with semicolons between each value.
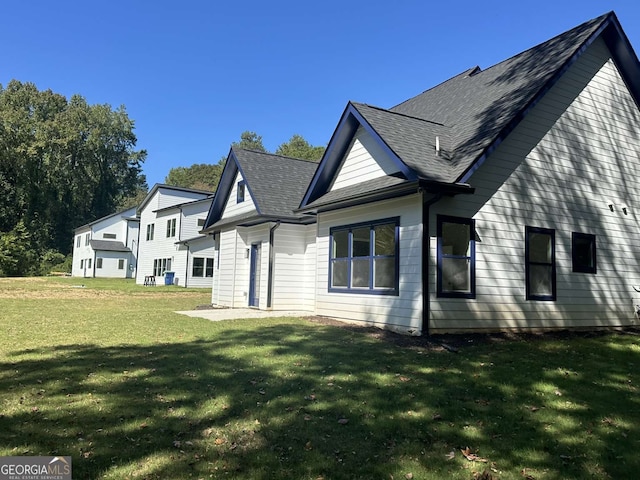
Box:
315;195;424;335
429;37;640;333
221;172;257;219
330;126;401;192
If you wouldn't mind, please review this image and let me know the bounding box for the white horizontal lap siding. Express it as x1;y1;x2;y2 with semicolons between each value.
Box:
330;126;401;191
214;228;238;306
429;38;640;333
272;224;315;311
315;195;423;335
185;237;215;289
221;172;256;219
94;251;129;278
156;189;208;210
181;201;212;240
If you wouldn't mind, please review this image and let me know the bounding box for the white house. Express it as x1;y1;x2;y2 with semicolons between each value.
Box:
72;207;139;278
136;184;214;287
205;11;640;335
202;149;318;310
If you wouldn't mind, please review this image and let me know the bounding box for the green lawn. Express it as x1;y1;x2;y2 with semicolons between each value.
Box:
1;277;639;479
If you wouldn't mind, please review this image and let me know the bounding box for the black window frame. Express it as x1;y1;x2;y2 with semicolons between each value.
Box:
237;181;246;203
437;215;476;299
328;217;400;295
525;226;556;301
572;232;596;274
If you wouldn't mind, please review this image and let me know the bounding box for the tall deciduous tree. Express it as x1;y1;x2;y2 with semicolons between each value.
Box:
0;80;147;275
275;134;325;161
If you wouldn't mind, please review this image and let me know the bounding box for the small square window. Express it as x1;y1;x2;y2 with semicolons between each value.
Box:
96;258;103;269
572;233;596;274
118;259;125;270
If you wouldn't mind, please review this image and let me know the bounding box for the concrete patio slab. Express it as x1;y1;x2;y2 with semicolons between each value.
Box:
175;308;313;322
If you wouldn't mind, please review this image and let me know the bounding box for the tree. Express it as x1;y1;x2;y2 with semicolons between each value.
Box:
165;163;221;192
0;80;147;274
275;134;325;161
232;131;266;152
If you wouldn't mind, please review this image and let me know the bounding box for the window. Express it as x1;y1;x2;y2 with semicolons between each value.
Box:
103;233;117;239
526;226;556;301
237;181;246;203
153;258;171;276
87;259;92;269
206;258;214;277
572;232;596;274
146;223;155;241
85;233;90;246
437;216;476;298
197;218;206;227
76;236;81;248
80;259;84;269
192;257;205;277
329;218;399;294
96;258;103;269
118;259;125;270
166;218;176;238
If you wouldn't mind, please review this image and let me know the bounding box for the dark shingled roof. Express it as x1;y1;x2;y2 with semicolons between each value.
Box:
234;149;319;218
89;240;130;252
387;12;611;182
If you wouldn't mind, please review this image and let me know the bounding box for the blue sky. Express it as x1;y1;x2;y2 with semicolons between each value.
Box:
2;1;639;188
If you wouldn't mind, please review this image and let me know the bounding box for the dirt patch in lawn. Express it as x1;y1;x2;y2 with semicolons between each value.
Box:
306;315;640;352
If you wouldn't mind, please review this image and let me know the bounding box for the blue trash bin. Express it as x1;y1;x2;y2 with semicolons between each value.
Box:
164;271;175;285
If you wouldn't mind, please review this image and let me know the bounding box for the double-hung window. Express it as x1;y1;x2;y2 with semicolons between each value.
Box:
525;226;556;301
329;217;399;295
146;223;155;241
437;216;476;298
166;218;176;238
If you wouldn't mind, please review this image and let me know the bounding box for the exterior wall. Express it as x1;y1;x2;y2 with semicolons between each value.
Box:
330;126;401;191
72;227;93;278
71;207;138;278
184;237;215;288
94;251;130;278
428;38;640;332
271;223;316;311
212;224;270;308
136;189;212;287
221;172;257;219
315;195;423;335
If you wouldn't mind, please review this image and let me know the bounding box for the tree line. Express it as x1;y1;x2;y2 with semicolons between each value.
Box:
0;81;325;276
164;131;325;191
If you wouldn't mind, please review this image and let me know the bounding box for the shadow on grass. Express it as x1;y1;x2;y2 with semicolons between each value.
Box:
1;323;639;479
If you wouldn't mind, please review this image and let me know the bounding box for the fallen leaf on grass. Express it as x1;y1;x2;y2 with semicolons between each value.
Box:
446;450;456;460
461;447;488;463
305;441;313;451
214;438;225;445
521;468;536;479
472;470;497;480
337;418;349;425
432;413;442;421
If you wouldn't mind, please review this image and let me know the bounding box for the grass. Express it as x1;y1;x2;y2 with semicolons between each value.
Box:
1;277;639;479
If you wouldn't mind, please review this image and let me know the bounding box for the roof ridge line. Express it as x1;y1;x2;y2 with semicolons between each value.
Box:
234;148;321;164
353;102;449;127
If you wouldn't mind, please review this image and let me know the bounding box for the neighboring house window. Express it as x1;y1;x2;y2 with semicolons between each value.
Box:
206;258;214;277
87;259;92;269
80;259;84;269
96;258;103;269
118;259;125;270
146;223;155;241
193;258;214;277
166;218;176;238
153;258;171;276
237;181;246;203
572;232;596;274
329;217;399;294
437;216;476;298
526;226;556;301
197;218;206;227
192;257;205;277
103;233;116;239
76;236;81;248
85;233;90;246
